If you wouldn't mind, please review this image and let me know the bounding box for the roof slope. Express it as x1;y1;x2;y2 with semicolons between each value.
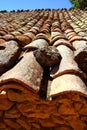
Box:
0;9;87;130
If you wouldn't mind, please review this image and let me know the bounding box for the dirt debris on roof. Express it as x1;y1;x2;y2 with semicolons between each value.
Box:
0;9;87;130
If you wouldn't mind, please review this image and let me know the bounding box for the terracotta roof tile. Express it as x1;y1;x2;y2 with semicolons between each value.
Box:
0;9;87;129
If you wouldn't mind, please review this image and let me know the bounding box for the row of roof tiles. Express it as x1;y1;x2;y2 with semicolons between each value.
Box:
0;9;87;96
